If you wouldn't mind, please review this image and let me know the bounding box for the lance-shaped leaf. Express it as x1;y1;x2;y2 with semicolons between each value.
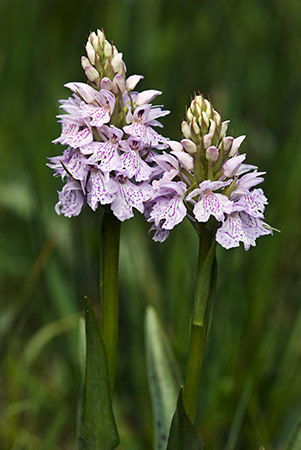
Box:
78;297;119;450
145;306;182;450
167;389;204;450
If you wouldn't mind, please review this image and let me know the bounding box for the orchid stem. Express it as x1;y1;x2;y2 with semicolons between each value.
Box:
183;226;216;423
100;207;121;397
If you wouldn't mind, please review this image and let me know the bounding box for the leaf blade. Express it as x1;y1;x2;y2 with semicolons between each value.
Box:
78;297;119;450
167;389;204;450
145;306;181;450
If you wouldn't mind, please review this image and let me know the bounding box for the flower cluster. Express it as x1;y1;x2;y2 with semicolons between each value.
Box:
145;95;273;250
48;29;169;221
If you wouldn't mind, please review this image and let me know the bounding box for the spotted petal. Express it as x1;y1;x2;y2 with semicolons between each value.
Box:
66;150;88;182
87;170;118;211
215;214;245;249
81;103;111;127
111;179;145;221
120;150;153;182
149;196;186;230
233;188;268;218
55;180;84;218
67;127;93;148
193;191;233;223
87;141;122;172
52;122;80;145
240;212;272;250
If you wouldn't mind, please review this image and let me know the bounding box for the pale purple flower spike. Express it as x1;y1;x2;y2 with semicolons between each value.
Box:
144;95;274;250
48;29;169;221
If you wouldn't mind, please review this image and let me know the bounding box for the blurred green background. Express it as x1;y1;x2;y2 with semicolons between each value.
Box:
0;0;300;449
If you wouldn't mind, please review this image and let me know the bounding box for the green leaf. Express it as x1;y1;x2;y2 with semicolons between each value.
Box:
78;297;119;450
145;306;182;450
284;416;301;450
167;389;204;450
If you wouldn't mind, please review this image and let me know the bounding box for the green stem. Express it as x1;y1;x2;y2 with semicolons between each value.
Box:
100;208;121;397
183;226;216;423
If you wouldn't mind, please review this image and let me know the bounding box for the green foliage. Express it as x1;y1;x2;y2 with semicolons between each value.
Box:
167;389;204;450
284;417;301;450
0;0;300;449
79;298;119;450
145;306;181;450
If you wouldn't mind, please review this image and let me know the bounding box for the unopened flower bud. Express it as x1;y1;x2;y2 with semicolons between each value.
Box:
195;95;206;111
113;74;126;93
214;111;221;126
209;119;217;135
201;111;209;129
126;75;143;91
182;121;191;139
206;145;219;162
81;57;100;83
101;77;113;90
220;120;230;138
89;32;98;50
97;29;105;46
229;135;246;157
168;140;183;152
203;133;213;149
112;45;118;57
86;41;96;64
191;117;200;136
111;53;124;73
104;40;113;58
222;136;234;152
186;108;194;122
205;99;213;118
85;66;100;83
191;99;201;117
181;139;197;154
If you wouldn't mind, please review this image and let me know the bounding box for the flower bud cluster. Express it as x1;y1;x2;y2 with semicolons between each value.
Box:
81;29;126;87
145;95;274;250
48;30;170;221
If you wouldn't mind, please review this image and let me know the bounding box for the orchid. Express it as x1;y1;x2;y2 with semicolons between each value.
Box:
48;29;169;222
145;94;274;250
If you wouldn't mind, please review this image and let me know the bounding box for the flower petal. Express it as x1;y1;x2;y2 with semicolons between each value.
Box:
111;179;145;221
87;170;118;210
55;180;84;218
193;191;233;223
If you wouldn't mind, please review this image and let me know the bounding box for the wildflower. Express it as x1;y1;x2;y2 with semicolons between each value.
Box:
146;95;273;250
48;29;169;220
